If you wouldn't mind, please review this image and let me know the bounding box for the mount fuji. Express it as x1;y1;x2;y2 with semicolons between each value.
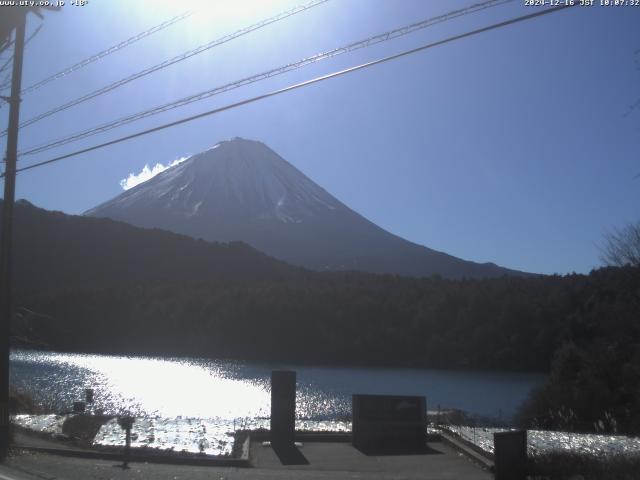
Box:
85;137;526;279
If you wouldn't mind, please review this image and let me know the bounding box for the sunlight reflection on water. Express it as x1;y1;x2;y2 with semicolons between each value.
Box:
10;349;545;421
10;349;546;456
10;350;271;419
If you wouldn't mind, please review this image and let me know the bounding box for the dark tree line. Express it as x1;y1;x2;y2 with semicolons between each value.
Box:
5;200;640;433
516;267;640;434
13;266;639;373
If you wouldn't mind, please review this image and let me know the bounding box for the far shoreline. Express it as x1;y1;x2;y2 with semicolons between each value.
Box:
9;345;552;376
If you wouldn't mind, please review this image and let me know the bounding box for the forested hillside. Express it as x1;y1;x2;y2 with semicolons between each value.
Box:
5;199;298;292
7;200;640;432
5;200;638;371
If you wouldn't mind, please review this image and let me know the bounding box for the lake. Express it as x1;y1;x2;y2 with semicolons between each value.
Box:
10;349;546;422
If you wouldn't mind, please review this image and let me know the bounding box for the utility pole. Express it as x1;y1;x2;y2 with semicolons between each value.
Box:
0;8;27;460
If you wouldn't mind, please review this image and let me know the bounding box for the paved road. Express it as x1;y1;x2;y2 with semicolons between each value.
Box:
0;441;492;480
0;463;40;480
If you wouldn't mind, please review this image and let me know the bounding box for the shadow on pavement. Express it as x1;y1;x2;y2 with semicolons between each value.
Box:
271;442;310;465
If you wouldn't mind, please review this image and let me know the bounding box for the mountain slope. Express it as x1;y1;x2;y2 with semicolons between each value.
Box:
86;137;528;279
6;201;638;377
3;199;296;292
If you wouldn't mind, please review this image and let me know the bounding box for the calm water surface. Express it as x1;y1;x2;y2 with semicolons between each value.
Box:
10;349;545;422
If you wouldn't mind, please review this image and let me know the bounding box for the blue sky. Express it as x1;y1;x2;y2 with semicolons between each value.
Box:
1;0;638;275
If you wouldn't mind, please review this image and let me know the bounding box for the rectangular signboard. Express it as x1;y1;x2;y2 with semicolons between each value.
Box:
352;394;426;452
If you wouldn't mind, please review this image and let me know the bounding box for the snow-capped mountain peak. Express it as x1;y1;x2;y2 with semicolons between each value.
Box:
86;137;527;279
89;138;339;224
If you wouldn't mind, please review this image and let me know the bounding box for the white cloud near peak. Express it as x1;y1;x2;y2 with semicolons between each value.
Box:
119;156;189;190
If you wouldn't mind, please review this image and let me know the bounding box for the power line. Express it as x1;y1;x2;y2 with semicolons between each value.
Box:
0;11;193;96
0;73;9;92
0;57;13;86
6;3;577;178
1;0;329;137
0;39;14;55
0;24;42;92
19;0;511;157
0;54;14;78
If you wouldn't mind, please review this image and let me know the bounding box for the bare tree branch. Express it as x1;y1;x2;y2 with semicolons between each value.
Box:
601;221;640;267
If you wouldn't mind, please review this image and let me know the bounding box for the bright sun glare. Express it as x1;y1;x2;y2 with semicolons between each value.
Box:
160;0;289;33
141;0;294;45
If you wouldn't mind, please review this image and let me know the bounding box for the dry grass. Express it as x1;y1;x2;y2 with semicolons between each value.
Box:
529;452;640;480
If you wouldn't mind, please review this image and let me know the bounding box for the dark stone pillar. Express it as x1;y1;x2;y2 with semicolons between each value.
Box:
271;370;296;446
494;430;527;480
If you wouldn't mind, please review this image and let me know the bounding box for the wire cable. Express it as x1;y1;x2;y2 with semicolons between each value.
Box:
0;24;42;92
1;11;193;95
0;54;14;78
5;3;577;178
2;0;328;137
19;0;511;157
